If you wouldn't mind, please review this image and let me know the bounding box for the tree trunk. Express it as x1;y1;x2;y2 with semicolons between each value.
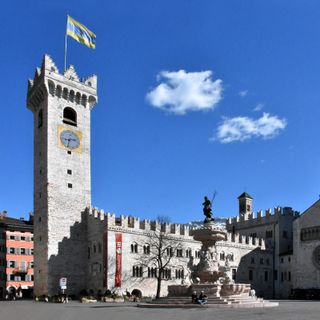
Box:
156;276;161;299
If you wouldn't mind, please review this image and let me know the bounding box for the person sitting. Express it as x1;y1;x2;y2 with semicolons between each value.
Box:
198;291;208;305
191;291;198;303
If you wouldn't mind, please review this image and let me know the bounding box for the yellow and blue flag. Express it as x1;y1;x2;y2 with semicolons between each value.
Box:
66;15;96;49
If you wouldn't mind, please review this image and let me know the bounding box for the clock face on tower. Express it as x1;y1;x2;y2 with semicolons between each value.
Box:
60;130;80;149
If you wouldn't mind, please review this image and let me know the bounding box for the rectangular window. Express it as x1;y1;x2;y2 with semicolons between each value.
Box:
288;271;291;281
10;274;15;281
264;271;268;281
274;270;278;281
9;261;15;268
20;261;26;271
176;249;183;257
20;248;26;255
9;247;15;254
249;270;253;281
67;169;72;175
68;183;72;188
21;236;26;241
266;230;273;238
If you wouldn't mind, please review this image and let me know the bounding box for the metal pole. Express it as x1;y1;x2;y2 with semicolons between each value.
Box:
64;16;68;72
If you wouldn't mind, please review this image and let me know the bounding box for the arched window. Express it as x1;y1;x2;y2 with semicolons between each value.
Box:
143;244;150;254
176;248;183;257
81;94;87;107
63;88;68;100
220;251;225;261
131;243;138;253
38;109;43;128
56;85;62;98
175;268;184;279
63;107;77;126
69;90;75;102
75;92;81;104
132;266;143;277
48;80;55;96
166;246;174;256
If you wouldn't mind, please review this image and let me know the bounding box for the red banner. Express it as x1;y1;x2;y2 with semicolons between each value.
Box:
115;233;122;287
103;231;108;288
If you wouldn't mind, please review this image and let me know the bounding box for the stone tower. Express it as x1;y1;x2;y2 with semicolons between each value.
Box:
238;192;253;216
27;55;97;296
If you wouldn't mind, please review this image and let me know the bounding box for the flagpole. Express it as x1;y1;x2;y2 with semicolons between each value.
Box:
64;15;68;72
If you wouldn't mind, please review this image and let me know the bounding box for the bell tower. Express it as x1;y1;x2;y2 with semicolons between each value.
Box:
27;55;97;296
238;192;253;217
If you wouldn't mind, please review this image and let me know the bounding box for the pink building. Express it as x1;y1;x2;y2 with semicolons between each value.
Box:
0;211;34;299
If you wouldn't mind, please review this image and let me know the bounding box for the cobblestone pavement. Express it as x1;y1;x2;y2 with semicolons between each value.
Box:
1;300;320;320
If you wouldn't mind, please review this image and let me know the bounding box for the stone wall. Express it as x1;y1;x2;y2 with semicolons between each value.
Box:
86;207;271;298
293;200;320;290
27;55;97;296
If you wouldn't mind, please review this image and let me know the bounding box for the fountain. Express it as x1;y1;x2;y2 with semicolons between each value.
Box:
141;196;278;308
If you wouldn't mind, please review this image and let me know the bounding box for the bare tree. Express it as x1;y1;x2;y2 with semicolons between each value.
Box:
137;216;185;298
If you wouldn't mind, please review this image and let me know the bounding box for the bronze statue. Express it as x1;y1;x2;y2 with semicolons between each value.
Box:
203;196;214;222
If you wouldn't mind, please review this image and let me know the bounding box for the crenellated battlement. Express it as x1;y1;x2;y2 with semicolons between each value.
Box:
27;54;97;112
85;206;266;249
225;231;265;249
85;206;193;236
227;206;298;227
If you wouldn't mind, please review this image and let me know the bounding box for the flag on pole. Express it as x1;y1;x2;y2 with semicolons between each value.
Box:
66;15;96;49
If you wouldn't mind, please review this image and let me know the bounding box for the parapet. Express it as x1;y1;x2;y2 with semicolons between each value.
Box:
225;231;265;249
227;206;297;227
27;54;97;111
85;206;192;236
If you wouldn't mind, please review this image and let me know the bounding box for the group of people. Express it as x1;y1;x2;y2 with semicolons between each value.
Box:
191;290;208;305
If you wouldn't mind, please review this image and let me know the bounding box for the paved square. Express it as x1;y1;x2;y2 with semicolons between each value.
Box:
1;300;320;320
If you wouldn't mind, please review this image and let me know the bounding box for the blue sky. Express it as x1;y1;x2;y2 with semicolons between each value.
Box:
1;0;320;222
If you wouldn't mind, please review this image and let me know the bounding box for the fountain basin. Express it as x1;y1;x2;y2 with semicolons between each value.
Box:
192;225;226;243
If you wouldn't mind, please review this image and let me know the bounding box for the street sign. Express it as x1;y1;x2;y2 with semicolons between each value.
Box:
59;277;67;289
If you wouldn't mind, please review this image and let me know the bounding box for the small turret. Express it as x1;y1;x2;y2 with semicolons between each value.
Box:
238;192;253;217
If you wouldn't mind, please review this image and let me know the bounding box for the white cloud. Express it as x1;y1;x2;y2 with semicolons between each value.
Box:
254;103;264;112
146;70;223;115
214;113;287;143
239;90;248;97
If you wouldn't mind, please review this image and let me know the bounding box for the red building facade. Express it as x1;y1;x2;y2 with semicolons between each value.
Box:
0;212;34;299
